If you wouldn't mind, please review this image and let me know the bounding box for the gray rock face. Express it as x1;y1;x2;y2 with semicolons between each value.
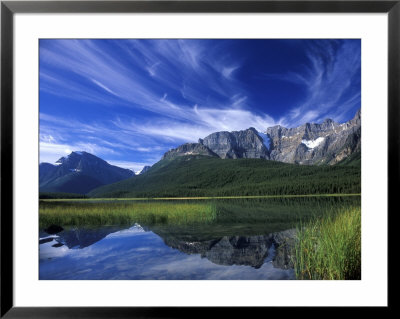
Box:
266;109;361;165
162;143;218;160
199;127;270;159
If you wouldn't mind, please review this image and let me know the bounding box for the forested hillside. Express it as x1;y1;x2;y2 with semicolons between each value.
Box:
88;155;361;198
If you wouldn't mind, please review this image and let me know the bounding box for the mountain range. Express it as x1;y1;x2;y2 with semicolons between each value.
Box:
163;108;361;165
39;109;361;196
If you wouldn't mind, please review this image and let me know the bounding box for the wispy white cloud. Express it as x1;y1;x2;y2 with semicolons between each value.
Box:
113;105;276;143
222;66;239;79
40;40;249;121
146;61;160;77
90;78;118;96
41;40;182;117
40;134;56;143
230;94;248;108
191;106;275;133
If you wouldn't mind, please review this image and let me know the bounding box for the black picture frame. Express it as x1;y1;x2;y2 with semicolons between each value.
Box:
1;0;395;317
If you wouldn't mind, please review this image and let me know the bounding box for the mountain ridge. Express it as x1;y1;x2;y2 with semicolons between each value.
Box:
163;109;361;165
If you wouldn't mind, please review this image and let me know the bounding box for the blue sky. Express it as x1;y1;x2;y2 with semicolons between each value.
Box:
39;39;361;172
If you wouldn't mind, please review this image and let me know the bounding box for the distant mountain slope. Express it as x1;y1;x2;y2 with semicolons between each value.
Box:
88;155;361;198
39;151;134;194
162;109;361;165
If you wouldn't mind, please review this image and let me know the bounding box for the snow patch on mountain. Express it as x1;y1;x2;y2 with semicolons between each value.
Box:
301;137;325;149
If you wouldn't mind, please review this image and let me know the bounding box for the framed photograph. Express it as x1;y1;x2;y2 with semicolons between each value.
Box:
1;0;395;316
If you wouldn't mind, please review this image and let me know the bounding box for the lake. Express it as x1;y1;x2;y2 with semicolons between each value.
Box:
39;196;360;280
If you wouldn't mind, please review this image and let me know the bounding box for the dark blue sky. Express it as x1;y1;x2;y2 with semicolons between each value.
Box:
39;39;361;172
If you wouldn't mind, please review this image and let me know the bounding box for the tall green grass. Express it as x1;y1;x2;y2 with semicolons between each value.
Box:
294;207;361;280
39;201;217;228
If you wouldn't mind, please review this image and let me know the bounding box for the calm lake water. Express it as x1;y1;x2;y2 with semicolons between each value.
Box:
39;196;360;280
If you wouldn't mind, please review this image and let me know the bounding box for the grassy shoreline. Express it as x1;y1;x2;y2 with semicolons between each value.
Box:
293;207;361;280
39;201;217;228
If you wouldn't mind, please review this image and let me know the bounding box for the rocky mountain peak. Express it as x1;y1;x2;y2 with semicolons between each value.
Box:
199;127;270;159
40;151;134;194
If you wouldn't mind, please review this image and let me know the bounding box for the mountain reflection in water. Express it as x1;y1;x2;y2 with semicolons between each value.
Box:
39;224;295;280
